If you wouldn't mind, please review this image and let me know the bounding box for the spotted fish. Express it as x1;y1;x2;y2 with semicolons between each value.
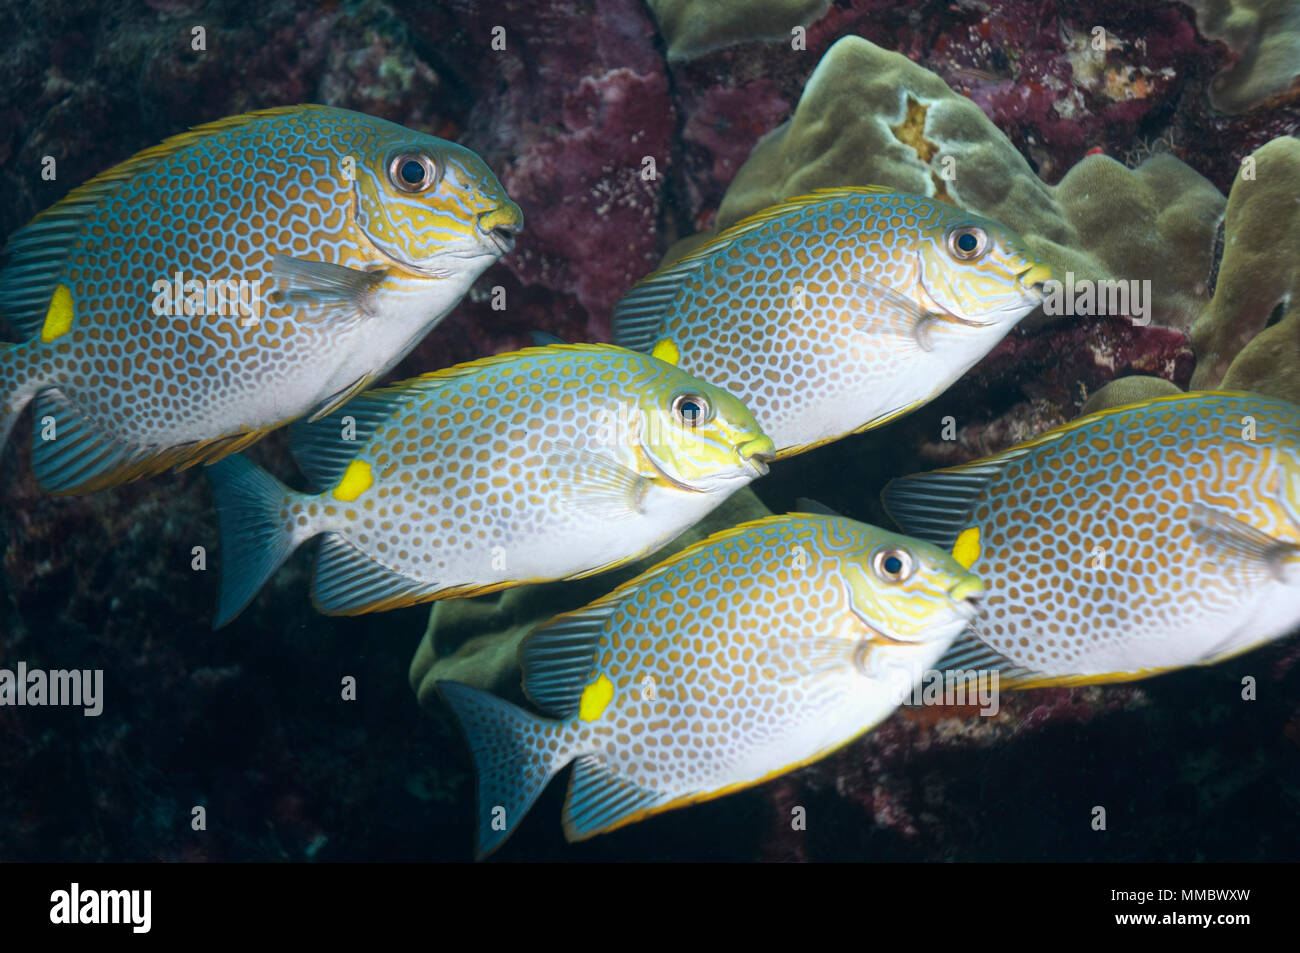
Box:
205;343;774;626
883;391;1300;686
0;104;523;494
438;513;985;858
612;187;1050;457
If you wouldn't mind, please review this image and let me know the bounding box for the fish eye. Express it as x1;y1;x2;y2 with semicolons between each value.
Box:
946;226;988;261
388;153;438;193
871;547;914;582
671;392;712;428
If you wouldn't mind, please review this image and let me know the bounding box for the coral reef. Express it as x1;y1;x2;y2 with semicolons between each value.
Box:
1189;136;1300;400
1078;375;1182;415
701;36;1226;330
1183;0;1300;113
646;0;829;61
3;0;1300;863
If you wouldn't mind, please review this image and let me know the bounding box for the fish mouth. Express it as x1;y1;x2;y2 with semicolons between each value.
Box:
739;434;776;476
478;204;524;255
948;575;986;620
1018;262;1052;293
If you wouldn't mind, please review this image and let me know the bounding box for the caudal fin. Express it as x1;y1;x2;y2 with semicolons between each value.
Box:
205;454;302;628
437;681;569;860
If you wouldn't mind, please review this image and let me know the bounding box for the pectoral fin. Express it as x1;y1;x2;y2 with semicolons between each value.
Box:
1188;503;1298;581
545;448;650;519
269;255;385;327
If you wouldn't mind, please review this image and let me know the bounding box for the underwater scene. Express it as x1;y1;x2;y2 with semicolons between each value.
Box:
1;0;1299;868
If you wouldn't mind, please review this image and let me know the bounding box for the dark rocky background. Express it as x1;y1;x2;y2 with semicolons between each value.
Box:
1;0;1298;861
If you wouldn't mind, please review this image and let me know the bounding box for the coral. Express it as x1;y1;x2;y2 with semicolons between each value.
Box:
405;0;676;341
1183;0;1300;113
1189;136;1300;401
1078;375;1182;415
410;487;772;705
702;36;1226;330
645;0;829;61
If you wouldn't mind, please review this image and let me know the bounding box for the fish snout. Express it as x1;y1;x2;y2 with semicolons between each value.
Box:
478;202;524;254
948;574;986;618
1018;262;1052;295
739;434;776;475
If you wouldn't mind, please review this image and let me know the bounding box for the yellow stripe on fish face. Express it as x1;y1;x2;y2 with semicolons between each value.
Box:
353;141;520;269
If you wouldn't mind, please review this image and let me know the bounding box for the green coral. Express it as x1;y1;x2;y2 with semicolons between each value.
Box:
1189;136;1300;400
646;0;829;60
1183;0;1300;113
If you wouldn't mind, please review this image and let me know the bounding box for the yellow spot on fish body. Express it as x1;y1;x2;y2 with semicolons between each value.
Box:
579;673;614;722
953;526;981;569
651;338;679;366
41;284;75;342
333;460;373;501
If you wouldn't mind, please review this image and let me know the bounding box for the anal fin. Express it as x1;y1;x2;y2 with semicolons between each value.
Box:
561;754;666;842
312;532;443;615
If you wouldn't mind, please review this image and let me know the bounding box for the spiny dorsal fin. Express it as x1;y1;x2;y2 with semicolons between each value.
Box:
881;461;1011;549
0;105;326;340
612;186;901;352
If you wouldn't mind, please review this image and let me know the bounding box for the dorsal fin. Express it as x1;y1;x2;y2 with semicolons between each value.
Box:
881;461;1013;549
0;106;325;340
612;186;900;352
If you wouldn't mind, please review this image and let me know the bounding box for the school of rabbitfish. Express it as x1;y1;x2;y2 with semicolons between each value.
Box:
3;103;1298;859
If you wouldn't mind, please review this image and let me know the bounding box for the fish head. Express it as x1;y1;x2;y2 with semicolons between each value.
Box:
839;525;986;671
632;365;775;493
913;207;1050;330
353;131;523;276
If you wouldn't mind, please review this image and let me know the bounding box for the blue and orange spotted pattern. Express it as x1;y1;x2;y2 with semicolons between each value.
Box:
0;105;522;494
438;513;984;857
206;343;774;624
885;391;1300;684
613;186;1050;457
